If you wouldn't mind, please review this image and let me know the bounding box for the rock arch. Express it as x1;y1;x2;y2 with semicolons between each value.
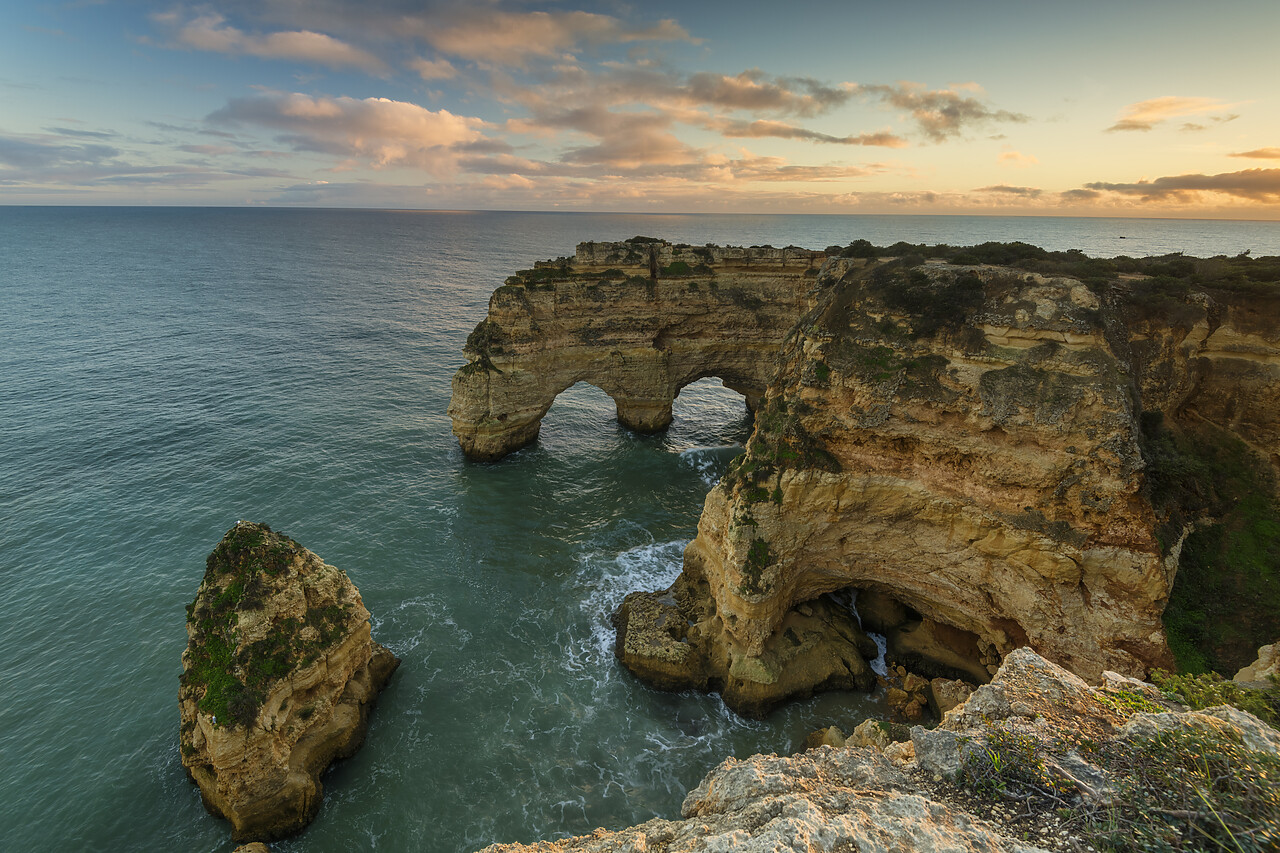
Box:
448;240;825;461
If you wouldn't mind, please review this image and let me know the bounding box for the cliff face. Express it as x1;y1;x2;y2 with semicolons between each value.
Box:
180;522;399;842
618;258;1176;713
448;239;824;461
1126;287;1280;469
452;241;1280;713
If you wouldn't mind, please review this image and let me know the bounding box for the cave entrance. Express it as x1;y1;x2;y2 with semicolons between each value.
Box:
842;586;992;685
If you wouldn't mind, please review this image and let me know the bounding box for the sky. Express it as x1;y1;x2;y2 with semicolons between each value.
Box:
2;0;1279;217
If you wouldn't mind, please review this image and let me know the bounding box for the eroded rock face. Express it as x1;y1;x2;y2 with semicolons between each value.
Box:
448;239;824;461
453;241;1280;713
1126;288;1280;473
620;259;1177;712
476;648;1280;853
179;522;399;842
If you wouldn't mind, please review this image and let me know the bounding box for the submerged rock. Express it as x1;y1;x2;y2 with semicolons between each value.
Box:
179;522;399;842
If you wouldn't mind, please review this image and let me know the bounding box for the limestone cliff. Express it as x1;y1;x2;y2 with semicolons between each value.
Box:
617;258;1174;714
452;241;1280;713
179;522;399;842
448;239;824;460
476;649;1280;852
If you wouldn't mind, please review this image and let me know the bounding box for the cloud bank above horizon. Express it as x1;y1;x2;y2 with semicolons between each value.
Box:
2;0;1278;218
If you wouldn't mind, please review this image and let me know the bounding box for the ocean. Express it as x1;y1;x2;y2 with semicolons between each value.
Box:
1;208;1276;852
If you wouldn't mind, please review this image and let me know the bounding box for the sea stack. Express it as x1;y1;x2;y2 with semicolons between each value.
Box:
179;522;399;842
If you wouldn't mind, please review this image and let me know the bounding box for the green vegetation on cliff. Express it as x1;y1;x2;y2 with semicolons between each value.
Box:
182;523;351;728
1139;414;1280;674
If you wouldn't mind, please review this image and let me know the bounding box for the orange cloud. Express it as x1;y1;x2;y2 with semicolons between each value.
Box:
1231;148;1280;160
998;149;1038;166
412;9;693;67
1106;96;1239;132
855;82;1027;141
163;12;387;72
707;118;907;147
410;58;457;81
208;92;495;175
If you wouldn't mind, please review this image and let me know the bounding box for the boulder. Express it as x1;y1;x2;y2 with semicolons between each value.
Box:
179;522;399;842
930;677;975;716
1235;640;1280;685
803;726;846;750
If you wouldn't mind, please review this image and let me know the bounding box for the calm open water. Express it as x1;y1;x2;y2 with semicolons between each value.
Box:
1;209;1276;852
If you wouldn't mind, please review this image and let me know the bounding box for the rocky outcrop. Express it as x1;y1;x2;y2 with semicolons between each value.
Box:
179;522;399;842
448;239;824;460
1125;286;1280;472
477;648;1280;853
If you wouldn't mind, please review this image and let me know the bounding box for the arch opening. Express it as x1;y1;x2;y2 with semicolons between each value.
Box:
668;377;753;450
535;380;621;453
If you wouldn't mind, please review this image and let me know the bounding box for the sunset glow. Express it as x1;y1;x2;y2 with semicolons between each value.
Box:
3;0;1278;218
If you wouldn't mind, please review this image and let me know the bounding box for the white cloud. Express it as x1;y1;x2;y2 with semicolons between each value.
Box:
208;91;494;175
165;11;387;72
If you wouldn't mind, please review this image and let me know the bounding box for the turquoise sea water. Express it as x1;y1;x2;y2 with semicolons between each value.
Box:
1;209;1276;852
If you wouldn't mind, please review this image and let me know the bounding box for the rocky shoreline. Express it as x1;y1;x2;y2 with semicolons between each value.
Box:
185;237;1279;850
478;648;1280;853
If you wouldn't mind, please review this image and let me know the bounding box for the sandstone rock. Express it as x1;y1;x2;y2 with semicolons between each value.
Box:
803;725;846;750
610;257;1192;710
611;591;706;693
478;747;1049;853
1235;640;1280;684
455;243;1280;713
448;240;824;461
232;845;271;853
614;579;876;717
849;718;891;750
179;522;399;842
911;726;964;778
902;672;930;696
930;677;975;716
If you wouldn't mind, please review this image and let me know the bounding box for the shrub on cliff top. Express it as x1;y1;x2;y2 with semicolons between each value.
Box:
1151;670;1280;727
1084;727;1280;853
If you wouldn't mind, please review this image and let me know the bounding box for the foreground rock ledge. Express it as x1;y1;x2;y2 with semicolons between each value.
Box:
179;522;399;842
476;649;1280;853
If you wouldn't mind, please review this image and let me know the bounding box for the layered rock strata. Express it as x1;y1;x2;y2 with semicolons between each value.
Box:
618;257;1177;712
477;648;1280;853
448;239;824;460
1125;286;1280;471
180;522;399;842
453;241;1280;713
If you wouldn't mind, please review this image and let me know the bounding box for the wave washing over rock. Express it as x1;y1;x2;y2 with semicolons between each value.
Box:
179;522;399;842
